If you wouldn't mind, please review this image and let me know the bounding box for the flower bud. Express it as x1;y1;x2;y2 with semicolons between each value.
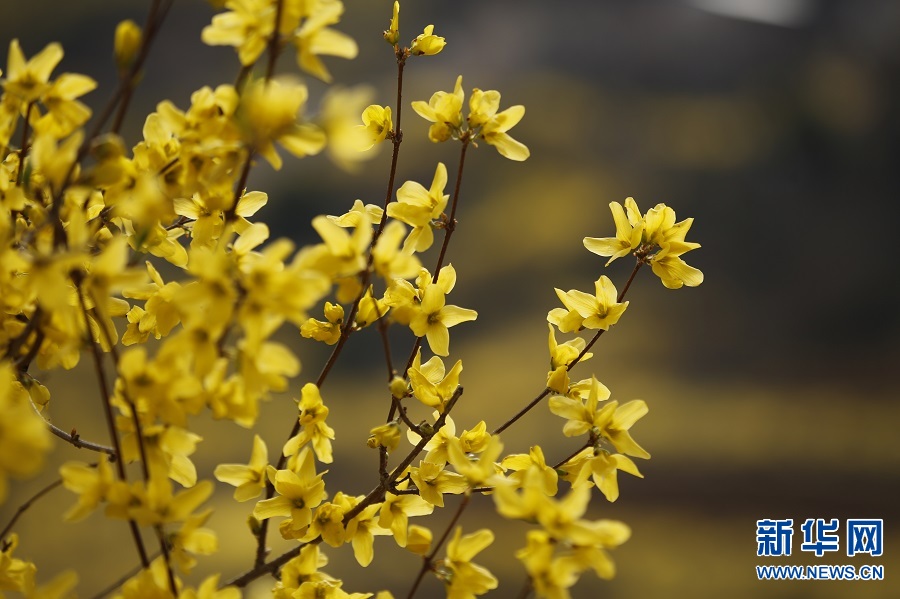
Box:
384;1;400;45
114;20;142;71
390;376;408;399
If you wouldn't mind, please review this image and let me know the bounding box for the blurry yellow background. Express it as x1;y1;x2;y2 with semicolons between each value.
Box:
2;1;899;597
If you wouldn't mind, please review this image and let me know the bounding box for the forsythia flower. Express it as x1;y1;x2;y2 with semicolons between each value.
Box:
387;162;449;252
546;324;593;393
292;0;358;83
253;447;327;537
214;434;269;501
410;461;468;507
238;77;325;170
468;87;529;161
408;348;463;412
439;528;498;599
358;104;392;150
408;266;477;356
379;482;434;547
585;197;703;289
561;447;643;503
410;25;445;56
202;0;276;65
548;275;628;333
301;302;344;345
284;383;335;464
411;75;464;142
583;200;645;266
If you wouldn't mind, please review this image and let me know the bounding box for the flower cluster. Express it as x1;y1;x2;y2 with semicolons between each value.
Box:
0;2;702;598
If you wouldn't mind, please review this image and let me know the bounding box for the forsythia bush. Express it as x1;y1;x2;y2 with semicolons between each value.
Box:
0;1;703;597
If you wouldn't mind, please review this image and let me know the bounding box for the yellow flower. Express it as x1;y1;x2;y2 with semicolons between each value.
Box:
372;220;421;280
253;447;327;537
408;266;477;356
2;39;62;104
501;446;558;496
410;461;468;507
387;162;449;252
468;88;529;161
411;75;464;142
202;0;264;64
440;528;498;599
283;383;335;464
546;324;592;393
358;104;392;150
410;24;445;56
169;509;218;574
583;200;645;266
214;434;269;501
447;434;503;487
301;301;344;345
408;348;463;412
561;447;642;503
292;0;358;83
549;376;614;437
238;77;325;170
379;483;434;547
344;498;392;567
548;275;628;333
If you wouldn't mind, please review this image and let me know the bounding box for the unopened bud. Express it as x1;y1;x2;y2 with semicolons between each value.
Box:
390;376;408;399
114;20;142;71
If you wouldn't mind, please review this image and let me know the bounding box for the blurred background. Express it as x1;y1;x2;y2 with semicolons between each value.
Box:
2;0;899;597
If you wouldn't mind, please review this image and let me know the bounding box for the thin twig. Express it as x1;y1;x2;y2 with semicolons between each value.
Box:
431;139;469;281
0;477;64;541
76;284;149;567
89;552;161;599
29;398;117;458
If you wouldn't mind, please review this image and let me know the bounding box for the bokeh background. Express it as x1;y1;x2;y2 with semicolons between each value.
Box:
2;0;899;597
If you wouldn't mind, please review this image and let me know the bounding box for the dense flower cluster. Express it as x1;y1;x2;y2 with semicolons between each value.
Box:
0;1;701;598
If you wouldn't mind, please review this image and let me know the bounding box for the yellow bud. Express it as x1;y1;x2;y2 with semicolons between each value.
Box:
247;515;262;536
384;1;400;45
546;366;569;395
389;376;408;399
114;20;142;71
368;421;401;452
323;302;344;324
406;524;432;556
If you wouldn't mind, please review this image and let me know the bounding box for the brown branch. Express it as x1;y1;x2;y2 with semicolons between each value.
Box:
29;398;117;458
76;284;149;568
264;0;285;82
110;0;174;135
